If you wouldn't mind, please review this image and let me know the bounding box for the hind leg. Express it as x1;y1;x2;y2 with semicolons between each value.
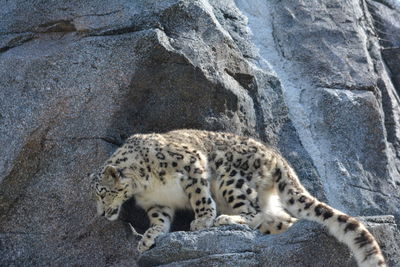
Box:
214;169;263;228
214;167;297;233
257;178;298;234
257;209;298;234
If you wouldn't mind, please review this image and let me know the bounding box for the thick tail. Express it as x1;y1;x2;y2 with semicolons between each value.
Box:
273;159;386;267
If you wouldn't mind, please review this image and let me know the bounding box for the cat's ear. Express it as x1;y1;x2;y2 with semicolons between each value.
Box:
104;165;120;185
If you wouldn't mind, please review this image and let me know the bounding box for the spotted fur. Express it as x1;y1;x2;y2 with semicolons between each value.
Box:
91;129;385;267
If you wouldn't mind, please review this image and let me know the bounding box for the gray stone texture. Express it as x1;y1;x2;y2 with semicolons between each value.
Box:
139;216;400;267
0;0;399;266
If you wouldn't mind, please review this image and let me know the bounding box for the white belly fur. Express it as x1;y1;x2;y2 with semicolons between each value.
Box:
135;174;191;211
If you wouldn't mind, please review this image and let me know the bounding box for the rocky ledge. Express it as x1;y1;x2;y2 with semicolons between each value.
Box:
139;216;400;267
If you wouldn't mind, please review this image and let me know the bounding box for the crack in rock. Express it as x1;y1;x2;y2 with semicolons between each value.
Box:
45;136;122;146
36;20;76;33
0;34;35;53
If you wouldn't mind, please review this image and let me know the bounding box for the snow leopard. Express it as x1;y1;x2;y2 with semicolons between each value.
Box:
91;129;385;267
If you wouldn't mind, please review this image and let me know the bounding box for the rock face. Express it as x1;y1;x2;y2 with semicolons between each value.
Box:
0;0;399;266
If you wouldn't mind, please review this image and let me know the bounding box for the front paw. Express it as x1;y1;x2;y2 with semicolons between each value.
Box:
137;237;155;253
190;217;214;231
